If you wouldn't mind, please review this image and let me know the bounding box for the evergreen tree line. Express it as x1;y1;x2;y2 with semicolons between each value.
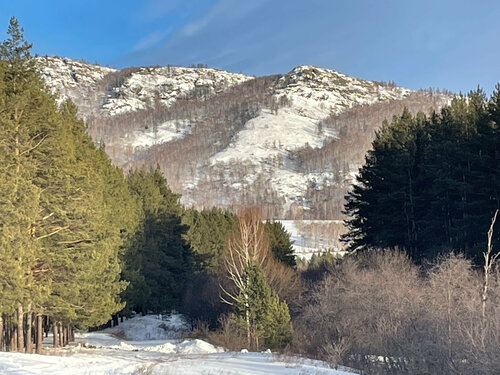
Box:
344;89;500;262
0;18;138;352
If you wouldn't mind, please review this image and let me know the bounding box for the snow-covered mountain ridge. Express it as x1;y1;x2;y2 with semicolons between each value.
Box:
101;65;251;116
37;56;251;118
37;56;116;118
274;65;411;119
36;56;452;255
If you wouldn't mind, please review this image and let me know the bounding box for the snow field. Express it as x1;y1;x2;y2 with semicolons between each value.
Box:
0;315;358;374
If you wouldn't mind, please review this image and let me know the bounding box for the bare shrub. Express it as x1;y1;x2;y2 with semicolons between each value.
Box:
207;314;248;351
186;320;210;340
426;253;500;375
296;249;500;375
297;251;424;371
262;256;304;315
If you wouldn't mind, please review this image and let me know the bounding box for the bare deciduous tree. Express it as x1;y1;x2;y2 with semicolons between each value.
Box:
220;207;269;348
482;209;499;317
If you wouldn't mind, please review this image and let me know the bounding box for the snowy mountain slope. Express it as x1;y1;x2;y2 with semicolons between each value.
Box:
37;58;452;255
279;220;347;260
122;119;193;150
37;56;116;118
210;66;411;165
193;65;415;217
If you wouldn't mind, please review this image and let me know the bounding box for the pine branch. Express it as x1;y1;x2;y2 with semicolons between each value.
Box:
35;226;69;240
57;239;92;245
19;134;48;156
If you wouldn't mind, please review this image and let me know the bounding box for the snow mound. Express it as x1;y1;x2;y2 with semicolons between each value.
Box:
176;339;223;354
143;341;177;353
97;341;139;351
143;339;222;354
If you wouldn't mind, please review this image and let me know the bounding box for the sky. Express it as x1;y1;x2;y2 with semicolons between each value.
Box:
1;0;499;94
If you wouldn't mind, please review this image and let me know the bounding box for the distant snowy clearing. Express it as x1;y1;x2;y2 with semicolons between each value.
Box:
0;315;357;375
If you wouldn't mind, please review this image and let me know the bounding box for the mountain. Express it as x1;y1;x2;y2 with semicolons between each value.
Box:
37;56;452;255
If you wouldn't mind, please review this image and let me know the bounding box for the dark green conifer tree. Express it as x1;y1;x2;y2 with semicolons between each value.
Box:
0;16;46;349
123;169;193;314
344;93;499;262
344;109;427;259
233;262;292;350
264;221;296;267
182;207;237;270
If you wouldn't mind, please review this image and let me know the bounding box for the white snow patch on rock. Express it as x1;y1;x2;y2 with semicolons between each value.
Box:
102;66;251;116
126;119;193;149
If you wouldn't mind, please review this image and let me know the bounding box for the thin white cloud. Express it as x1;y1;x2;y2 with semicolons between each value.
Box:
139;0;185;22
179;0;267;37
131;28;173;52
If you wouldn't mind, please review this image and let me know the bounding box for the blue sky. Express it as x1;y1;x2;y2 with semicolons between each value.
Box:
1;0;499;94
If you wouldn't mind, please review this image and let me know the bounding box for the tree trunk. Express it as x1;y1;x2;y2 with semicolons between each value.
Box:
25;305;32;353
44;316;49;338
58;322;64;347
11;325;18;352
53;321;58;348
17;303;24;352
64;325;69;346
36;315;43;353
482;210;499;318
0;315;3;351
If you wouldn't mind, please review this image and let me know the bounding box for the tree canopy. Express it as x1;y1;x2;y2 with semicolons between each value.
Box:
343;89;500;262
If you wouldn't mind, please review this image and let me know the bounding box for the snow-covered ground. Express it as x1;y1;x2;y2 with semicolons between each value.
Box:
124;119;193;150
0;315;357;375
279;220;347;260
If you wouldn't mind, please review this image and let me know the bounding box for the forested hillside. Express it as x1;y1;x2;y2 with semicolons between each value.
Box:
36;55;452;223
